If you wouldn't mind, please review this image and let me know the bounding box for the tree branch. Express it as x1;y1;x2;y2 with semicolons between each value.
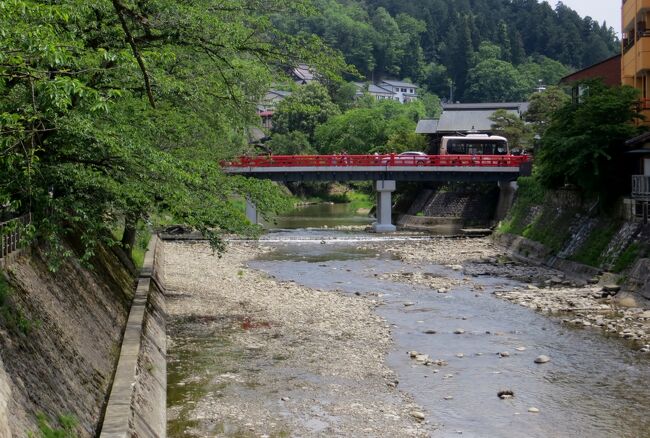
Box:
112;0;156;109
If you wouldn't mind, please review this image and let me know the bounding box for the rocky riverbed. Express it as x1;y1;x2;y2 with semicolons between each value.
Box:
164;241;428;437
361;237;650;351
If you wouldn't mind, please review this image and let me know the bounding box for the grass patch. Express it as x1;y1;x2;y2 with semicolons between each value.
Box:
521;209;575;252
497;176;546;235
570;221;620;267
612;244;639;273
30;413;77;438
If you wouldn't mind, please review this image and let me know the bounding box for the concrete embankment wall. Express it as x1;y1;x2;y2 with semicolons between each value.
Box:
0;241;133;436
495;184;650;295
101;236;166;438
0;234;168;438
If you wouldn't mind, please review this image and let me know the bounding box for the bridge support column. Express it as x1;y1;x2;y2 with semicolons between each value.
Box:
373;180;397;233
245;198;259;224
494;180;518;222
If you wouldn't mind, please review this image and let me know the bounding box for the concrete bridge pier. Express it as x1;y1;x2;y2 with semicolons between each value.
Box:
245;198;259;224
373;180;397;233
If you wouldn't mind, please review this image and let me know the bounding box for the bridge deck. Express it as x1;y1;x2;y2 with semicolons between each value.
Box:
222;154;532;182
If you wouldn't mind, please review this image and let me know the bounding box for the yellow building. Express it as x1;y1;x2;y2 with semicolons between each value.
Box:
622;0;650;117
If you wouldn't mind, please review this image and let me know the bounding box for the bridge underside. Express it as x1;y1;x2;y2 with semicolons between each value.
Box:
226;166;525;182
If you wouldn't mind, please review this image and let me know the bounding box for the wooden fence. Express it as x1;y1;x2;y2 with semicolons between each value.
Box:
0;213;31;259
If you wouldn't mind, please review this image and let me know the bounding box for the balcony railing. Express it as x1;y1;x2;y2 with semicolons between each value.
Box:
632;175;650;198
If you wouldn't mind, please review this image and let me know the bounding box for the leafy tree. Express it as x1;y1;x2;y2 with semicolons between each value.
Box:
489;109;533;150
272;83;341;141
465;59;529;102
419;92;443;118
266;131;315;155
536;82;642;197
0;0;343;263
313;100;424;154
524;86;570;137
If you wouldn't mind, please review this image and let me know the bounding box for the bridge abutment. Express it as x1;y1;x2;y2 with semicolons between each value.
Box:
246;198;259;224
495;180;518;222
373;180;397;233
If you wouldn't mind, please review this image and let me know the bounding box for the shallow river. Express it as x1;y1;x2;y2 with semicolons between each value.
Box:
169;204;650;437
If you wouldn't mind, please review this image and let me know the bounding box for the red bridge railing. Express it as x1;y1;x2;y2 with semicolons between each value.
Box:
222;154;531;168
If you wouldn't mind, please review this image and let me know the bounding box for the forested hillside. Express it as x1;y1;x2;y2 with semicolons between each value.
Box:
274;0;619;101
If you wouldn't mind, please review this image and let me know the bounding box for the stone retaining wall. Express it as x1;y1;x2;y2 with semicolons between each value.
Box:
494;232;600;280
100;236;166;438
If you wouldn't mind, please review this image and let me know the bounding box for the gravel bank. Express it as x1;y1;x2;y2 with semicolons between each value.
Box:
164;241;429;437
362;237;650;351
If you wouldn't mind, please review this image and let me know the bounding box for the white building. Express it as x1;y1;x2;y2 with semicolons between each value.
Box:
354;80;419;103
379;80;418;103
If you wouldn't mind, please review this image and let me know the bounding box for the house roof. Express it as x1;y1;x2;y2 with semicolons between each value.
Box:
415;119;439;134
625;131;650;147
441;102;529;113
417;108;523;134
368;84;394;95
292;64;315;82
559;54;621;87
381;80;418;88
414;102;530;133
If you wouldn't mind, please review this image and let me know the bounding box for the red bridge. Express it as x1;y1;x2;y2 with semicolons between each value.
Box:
223;154;530;177
222;154;532;232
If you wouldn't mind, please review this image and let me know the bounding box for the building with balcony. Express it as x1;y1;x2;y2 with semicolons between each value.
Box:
623;131;650;223
622;0;650;120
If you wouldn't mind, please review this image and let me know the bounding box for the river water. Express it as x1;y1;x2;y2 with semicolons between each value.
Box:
169;204;650;437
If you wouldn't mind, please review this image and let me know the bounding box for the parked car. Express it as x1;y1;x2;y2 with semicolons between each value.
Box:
383;151;429;165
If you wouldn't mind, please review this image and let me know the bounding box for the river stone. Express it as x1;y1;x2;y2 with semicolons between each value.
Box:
515;347;526;351
456;353;464;358
534;355;551;364
498;389;514;399
528;407;540;413
444;396;454;400
498;351;510;358
409;351;419;358
423;330;437;334
404;302;415;307
602;284;621;293
454;329;465;334
410;411;426;421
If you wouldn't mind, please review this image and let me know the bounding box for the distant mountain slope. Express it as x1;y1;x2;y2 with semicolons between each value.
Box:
274;0;619;101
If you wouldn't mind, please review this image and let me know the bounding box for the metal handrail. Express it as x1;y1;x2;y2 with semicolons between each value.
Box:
222;154;532;169
632;175;650;198
0;213;32;259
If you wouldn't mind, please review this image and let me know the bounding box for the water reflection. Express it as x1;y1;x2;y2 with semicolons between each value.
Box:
264;202;374;229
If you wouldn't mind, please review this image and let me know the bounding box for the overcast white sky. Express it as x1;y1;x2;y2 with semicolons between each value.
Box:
550;1;620;35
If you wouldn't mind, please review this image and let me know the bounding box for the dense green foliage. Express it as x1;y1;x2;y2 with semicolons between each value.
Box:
272;83;341;141
0;0;345;263
489;109;532;150
536;81;642;197
314;100;425;154
274;0;617;100
524;86;571;137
